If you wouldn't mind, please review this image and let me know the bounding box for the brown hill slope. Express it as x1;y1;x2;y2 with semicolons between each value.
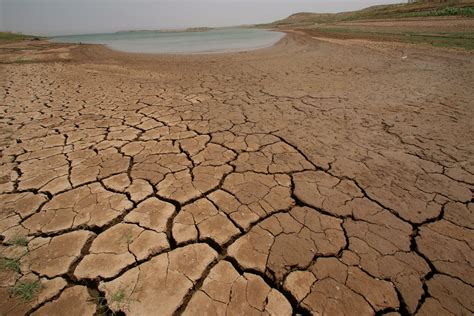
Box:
260;0;474;27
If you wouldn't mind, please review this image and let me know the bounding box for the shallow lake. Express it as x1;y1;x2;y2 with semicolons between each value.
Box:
51;28;284;54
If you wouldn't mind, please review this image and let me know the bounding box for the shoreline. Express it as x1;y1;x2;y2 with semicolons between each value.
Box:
49;28;286;56
1;20;472;66
2;29;471;67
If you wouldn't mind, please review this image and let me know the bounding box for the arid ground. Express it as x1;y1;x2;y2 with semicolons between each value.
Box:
0;28;473;315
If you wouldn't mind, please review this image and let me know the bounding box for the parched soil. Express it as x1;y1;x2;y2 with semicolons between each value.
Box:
0;33;473;315
290;17;474;50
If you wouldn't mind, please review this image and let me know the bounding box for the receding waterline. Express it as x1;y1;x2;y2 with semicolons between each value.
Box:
51;28;284;54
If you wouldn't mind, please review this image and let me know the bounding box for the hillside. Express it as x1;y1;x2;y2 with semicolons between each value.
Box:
0;32;38;42
259;1;474;50
260;1;474;27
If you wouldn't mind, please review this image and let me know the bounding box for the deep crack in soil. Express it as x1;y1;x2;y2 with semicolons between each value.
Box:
0;33;473;315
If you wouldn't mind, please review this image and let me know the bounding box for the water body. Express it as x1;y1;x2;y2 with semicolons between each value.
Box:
52;28;284;54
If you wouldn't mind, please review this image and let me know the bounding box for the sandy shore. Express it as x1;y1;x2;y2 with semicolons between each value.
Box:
0;33;473;315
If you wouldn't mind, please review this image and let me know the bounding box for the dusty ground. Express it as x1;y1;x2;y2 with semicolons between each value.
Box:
0;33;473;315
287;17;474;50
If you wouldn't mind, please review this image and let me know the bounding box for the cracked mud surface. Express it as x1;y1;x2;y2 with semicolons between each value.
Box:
0;35;473;315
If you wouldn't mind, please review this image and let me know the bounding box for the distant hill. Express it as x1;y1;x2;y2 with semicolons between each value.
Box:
0;32;39;42
116;27;214;34
259;0;474;27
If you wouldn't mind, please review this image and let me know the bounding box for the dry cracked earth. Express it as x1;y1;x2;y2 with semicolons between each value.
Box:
0;34;473;315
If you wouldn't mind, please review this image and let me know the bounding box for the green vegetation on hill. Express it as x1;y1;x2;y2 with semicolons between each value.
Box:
0;32;37;42
401;6;474;17
258;1;474;50
343;3;474;21
259;1;474;27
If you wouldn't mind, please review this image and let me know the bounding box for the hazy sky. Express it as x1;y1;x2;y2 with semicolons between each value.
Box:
1;0;398;36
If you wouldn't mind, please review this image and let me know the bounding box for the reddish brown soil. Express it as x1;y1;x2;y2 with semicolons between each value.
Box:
0;32;473;315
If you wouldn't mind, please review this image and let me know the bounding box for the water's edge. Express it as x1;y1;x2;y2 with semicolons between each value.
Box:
51;28;284;54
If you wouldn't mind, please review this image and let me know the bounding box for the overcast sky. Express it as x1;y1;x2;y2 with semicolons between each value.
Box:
1;0;398;36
